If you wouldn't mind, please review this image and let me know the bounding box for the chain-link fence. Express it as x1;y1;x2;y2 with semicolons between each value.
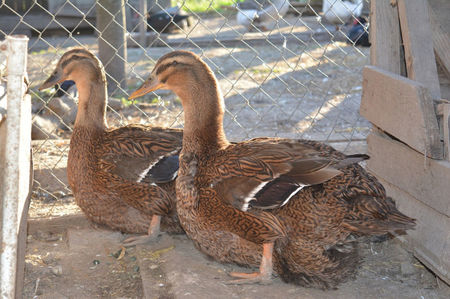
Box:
0;0;371;218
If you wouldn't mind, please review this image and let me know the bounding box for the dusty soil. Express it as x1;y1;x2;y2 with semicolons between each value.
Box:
23;214;450;299
24;226;143;298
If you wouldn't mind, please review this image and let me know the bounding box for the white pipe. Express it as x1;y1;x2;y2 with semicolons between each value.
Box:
1;34;28;299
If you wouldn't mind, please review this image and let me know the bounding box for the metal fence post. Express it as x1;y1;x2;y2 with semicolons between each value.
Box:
0;34;30;299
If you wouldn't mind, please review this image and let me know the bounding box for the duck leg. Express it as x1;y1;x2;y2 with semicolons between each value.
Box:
122;215;162;247
228;242;273;284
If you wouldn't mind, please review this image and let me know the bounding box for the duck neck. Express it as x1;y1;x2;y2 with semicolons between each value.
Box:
176;80;229;154
73;77;107;133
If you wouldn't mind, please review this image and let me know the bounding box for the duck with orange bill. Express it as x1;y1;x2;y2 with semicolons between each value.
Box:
39;48;185;247
129;50;415;287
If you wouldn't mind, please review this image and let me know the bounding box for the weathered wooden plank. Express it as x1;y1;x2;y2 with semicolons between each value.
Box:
431;25;450;81
288;1;322;16
437;102;450;160
375;177;450;285
429;3;450;77
428;2;450;101
361;66;443;159
369;0;402;74
437;62;450;102
127;31;332;48
0;15;95;36
428;0;450;36
366;130;449;217
397;0;441;99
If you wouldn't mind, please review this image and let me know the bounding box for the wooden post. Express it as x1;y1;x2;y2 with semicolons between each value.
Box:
428;3;450;101
397;0;441;99
139;0;147;47
429;4;450;79
369;0;402;74
0;35;32;299
96;0;127;96
437;103;450;160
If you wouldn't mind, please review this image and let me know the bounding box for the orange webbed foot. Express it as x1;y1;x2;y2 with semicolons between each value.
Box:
227;242;274;285
122;215;162;247
228;270;272;285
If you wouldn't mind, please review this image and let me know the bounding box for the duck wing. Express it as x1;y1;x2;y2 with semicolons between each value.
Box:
143;155;179;183
99;125;182;184
212;138;369;211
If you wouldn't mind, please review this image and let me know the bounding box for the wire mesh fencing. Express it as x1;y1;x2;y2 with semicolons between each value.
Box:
0;0;371;218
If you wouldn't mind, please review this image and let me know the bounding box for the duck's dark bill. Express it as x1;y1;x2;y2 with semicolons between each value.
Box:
39;72;63;91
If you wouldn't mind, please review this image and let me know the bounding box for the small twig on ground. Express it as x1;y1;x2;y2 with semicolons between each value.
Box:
33;277;40;298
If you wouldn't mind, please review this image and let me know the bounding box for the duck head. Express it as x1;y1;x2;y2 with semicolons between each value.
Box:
129;50;222;105
130;50;228;150
39;48;108;129
39;48;106;91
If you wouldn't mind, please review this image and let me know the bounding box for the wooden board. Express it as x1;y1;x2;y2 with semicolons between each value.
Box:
361;66;443;159
369;0;402;74
376;177;450;285
428;0;450;35
288;1;322;16
127;30;332;48
429;5;450;79
437;103;450;160
366;130;450;217
0;15;95;36
397;0;441;99
428;2;450;101
437;62;450;102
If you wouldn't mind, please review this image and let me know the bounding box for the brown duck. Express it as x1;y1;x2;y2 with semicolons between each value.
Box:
39;48;184;246
129;50;416;288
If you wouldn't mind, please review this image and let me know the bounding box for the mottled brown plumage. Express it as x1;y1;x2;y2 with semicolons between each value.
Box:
130;50;416;288
39;49;184;244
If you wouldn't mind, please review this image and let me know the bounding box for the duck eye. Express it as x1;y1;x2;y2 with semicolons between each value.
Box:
171;61;178;66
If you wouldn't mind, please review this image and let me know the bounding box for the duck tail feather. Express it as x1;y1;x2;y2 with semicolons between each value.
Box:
343;195;416;235
275;242;359;289
343;219;416;235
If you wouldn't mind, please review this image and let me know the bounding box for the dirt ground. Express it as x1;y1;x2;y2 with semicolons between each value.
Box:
22;14;450;299
24;211;450;299
24;226;143;298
